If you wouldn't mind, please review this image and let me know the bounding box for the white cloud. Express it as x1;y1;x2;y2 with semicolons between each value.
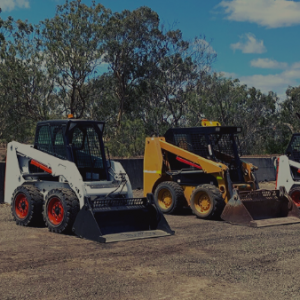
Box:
196;39;217;55
281;68;300;79
240;73;292;101
220;60;300;100
291;62;300;69
231;33;266;54
250;58;288;69
240;74;291;92
239;68;300;100
0;0;29;12
219;0;300;28
219;71;237;78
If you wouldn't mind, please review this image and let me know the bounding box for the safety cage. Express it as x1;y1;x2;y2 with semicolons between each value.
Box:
164;126;244;183
32;120;109;181
286;133;300;163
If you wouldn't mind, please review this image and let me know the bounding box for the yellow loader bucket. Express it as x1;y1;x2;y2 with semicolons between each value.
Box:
72;194;174;243
221;187;300;227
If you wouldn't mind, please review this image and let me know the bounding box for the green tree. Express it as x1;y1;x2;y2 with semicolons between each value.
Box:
280;86;300;133
102;6;166;128
270;85;300;154
41;0;110;118
135;34;216;136
0;17;57;142
192;73;279;155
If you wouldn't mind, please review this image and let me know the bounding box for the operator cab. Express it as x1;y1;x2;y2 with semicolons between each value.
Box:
33;119;109;181
285;133;300;181
286;133;300;163
164;123;244;183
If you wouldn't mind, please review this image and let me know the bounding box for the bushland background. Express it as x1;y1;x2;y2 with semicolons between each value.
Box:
0;0;299;158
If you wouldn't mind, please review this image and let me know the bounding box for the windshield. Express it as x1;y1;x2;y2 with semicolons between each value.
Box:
171;132;242;165
70;124;106;181
209;133;242;166
286;134;300;163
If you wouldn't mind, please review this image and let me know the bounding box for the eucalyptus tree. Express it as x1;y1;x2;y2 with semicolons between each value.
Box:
41;0;110;118
193;73;279;154
280;86;300;133
194;73;247;126
102;6;168;128
266;85;300;154
84;74;119;126
139;34;216;135
0;16;57;142
240;88;278;154
0;15;12;140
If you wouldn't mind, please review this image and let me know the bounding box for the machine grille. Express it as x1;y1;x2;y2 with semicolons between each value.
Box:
238;189;280;202
92;198;149;212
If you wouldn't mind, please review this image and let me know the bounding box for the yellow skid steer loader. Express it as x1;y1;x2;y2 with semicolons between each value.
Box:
144;120;300;227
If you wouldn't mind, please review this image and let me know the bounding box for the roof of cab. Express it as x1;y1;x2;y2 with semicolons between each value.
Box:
36;119;105;126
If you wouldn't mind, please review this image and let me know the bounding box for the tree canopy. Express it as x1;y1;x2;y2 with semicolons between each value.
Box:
0;0;297;156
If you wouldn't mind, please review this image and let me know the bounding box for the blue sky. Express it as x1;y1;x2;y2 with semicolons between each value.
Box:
1;0;300;100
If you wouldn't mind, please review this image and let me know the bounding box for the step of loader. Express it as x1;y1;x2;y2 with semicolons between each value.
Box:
101;230;172;243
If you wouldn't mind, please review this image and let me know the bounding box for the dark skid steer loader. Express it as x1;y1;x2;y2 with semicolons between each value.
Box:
144;120;300;227
5;118;174;243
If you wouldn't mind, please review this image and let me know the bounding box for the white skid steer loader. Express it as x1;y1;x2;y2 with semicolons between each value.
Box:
276;132;300;208
5;119;174;243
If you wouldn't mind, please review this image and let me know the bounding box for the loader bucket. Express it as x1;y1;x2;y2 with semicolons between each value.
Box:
72;194;174;243
221;187;300;227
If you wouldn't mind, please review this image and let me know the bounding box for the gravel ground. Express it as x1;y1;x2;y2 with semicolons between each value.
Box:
2;182;300;300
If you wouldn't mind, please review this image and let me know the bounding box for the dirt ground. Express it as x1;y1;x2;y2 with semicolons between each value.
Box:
2;182;300;300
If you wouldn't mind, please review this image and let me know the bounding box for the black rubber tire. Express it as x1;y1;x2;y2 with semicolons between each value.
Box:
11;185;44;226
43;188;80;234
190;184;225;220
154;181;186;214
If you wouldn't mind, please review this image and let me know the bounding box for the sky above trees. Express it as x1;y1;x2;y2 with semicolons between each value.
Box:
0;0;298;156
0;0;300;101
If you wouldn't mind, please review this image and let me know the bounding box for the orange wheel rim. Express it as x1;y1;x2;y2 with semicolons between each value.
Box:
194;192;212;214
158;188;173;210
290;190;300;207
47;197;64;225
15;193;29;219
